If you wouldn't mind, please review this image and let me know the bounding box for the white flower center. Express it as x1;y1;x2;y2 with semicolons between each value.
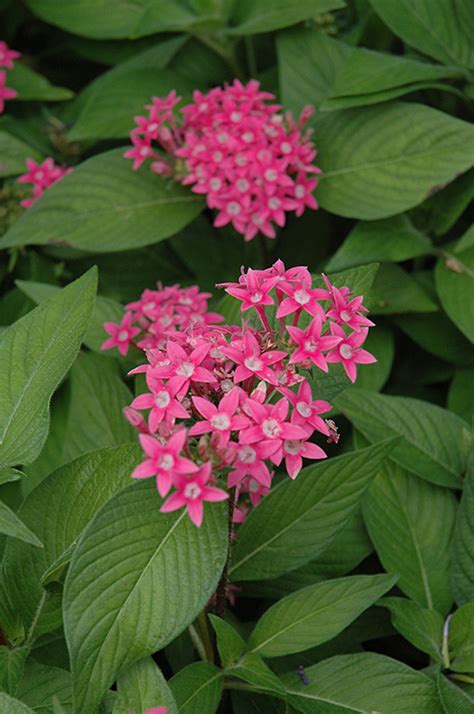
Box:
159;454;174;470
118;330;129;341
238;446;257;464
242;131;254;143
155;391;170;409
304;339;318;353
296;401;312;417
176;361;195;378
244;356;263;372
294;289;310;306
231;111;242;122
140;147;150;157
236;179;250;192
340;310;351;322
213;151;223;162
285;439;302;455
211;413;231;431
281;142;292;154
295;185;306;198
268;197;280;210
340;344;353;359
236;153;247;166
184;482;202;500
262;418;281;439
250;292;263;303
35;170;44;180
210;178;222;191
227;202;241;216
252;214;264;226
249;479;260;493
264;169;278;182
148;122;159;132
143;301;156;311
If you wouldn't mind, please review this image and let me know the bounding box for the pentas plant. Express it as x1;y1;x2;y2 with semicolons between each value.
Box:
17;157;72;207
124;79;319;240
103;261;375;528
0;41;20;113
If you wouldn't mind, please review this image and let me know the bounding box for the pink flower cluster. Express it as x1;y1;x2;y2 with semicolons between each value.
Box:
17;158;72;207
103;261;375;528
102;283;224;357
0;41;20;113
125;80;320;241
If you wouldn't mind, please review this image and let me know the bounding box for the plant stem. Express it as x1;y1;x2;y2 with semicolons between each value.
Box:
197;609;215;662
245;36;257;77
188;623;208;662
215;488;236;618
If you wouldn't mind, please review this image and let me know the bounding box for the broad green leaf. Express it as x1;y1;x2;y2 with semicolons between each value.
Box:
0;131;40;178
1;445;141;640
64;480;226;713
351;325;394;393
16;280;124;354
452;457;474;605
418;168;474;237
437;674;474;714
248;573;396;658
318;262;379;298
0;646;28;694
394;311;474;366
208;616;245;667
363;464;457;614
15;661;72;713
169;662;223;714
449;603;474;672
7;62;72;101
370;0;474;69
228;0;345;35
0;468;24;486
316;102;474;219
0;693;34;713
0;150;204;253
0;269;97;468
284;652;443;713
277;28;351;115
69;69;194;141
336;389;470;488
367;263;438;314
379;597;444;661
22;0;204;39
448;368;474;423
230;438;398;582
326;215;431;272
232;692;286;714
0;501;42;547
435;245;474;343
114;658;178;714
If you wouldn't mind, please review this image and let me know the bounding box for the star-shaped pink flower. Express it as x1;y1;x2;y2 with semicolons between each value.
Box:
132;430;198;497
161;461;228;527
101;312;140;356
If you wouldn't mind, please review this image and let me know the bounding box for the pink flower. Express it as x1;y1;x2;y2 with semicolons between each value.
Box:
17;157;72;207
0;70;16;113
0;42;21;69
279;381;331;436
144;708;168;714
287;315;341;371
240;476;271;507
189;388;249;446
153;341;216;396
130;379;189;432
101;312;140;356
132;430;198;497
222;331;287;386
323;276;375;332
161;461;228;527
227;441;278;488
239;397;307;446
276;274;328;319
275;437;327;479
326;325;377;382
225;268;278;312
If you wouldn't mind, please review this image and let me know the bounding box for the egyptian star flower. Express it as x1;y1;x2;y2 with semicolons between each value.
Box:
160;461;228;527
101;312;140;356
287;315;341;371
189;388;249;447
326;324;377;382
131;430;198;497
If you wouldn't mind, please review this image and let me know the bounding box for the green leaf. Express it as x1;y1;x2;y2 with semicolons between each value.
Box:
0;269;97;468
318;262;380;297
316;102;474;219
284;652;443;713
0;468;24;486
230;438;399;582
452;456;474;605
449;368;474;423
228;0;345;35
437;674;474;714
449;602;474;672
7;62;73;101
0;501;42;547
64;480;227;713
232;692;286;714
69;69;194;141
435;245;474;343
367;263;438;314
326;215;431;272
15;661;72;713
370;0;474;69
169;662;223;714
363;463;457;614
208;616;245;667
336;388;470;488
0;150;204;253
1;445;141;640
351;325;394;393
394;311;474;366
277;28;351;116
0;131;40;178
114;657;178;714
378;597;444;661
0;646;28;695
417;168;474;237
0;693;34;713
248;573;396;658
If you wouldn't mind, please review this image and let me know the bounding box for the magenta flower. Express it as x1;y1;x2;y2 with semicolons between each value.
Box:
239;397;307;446
279;381;332;436
287;315;341;371
0;41;21;69
132;430;198;497
17;157;72;207
189;388;249;447
225;269;278;312
161;462;228;527
153;341;216;396
276;274;328;319
227;442;278;488
144;708;168;714
323;275;375;332
222;331;287;386
130;379;189;431
326;325;377;382
276;438;327;479
101;312;140;356
0;70;16;113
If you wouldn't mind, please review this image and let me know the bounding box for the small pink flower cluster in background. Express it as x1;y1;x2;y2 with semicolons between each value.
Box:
0;41;20;113
17;158;72;207
103;261;376;529
124;80;320;241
